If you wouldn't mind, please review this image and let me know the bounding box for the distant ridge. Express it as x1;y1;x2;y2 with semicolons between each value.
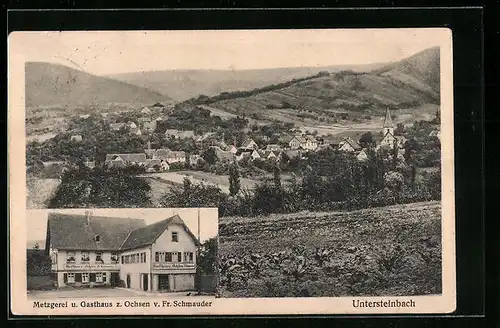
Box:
25;62;173;108
108;63;388;102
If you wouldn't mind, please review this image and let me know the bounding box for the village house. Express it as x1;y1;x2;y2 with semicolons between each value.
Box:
45;212;199;292
70;135;83;142
338;137;362;152
209;146;235;162
235;149;253;162
130;127;142;136
141;120;157;134
239;139;259;151
356;149;369;162
265;144;282;151
140;106;152;115
109;123;126;131
153;149;186;164
189;154;202;165
145;159;170;172
288;135;305;149
127;121;138;129
105;153;147;168
261;150;280;161
287;135;318;151
165;129;196;140
84;161;96;169
429;130;441;140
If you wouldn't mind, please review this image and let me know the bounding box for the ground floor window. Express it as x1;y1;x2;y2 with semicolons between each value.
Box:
82;273;90;283
67;273;75;283
96;272;106;283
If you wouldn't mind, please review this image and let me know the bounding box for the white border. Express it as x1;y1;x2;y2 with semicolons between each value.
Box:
9;28;455;315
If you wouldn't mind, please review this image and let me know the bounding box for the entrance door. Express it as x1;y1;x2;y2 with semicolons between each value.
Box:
110;272;120;287
143;274;148;292
126;274;131;288
158;275;169;291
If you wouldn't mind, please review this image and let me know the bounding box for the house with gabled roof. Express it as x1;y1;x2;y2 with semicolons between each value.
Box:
45;212;199;292
105;153;147;168
153;149;186;164
338;137;362;152
240;138;258;151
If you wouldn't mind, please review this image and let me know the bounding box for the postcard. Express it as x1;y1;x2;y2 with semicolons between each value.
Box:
9;28;455;315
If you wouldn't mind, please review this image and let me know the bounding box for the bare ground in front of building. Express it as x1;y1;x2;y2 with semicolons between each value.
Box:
28;287;213;299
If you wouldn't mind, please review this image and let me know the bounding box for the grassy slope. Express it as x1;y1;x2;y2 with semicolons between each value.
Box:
204;47;440;127
219;201;441;297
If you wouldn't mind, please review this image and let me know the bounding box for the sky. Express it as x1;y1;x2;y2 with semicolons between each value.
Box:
26;208;218;246
8;29;449;75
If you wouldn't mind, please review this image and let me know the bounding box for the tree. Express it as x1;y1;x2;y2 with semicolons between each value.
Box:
201;148;217;165
228;161;241;196
358;132;376;149
198;236;218;274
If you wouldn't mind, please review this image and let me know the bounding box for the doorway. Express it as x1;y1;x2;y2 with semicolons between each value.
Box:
158;274;169;291
110;272;120;287
126;274;131;288
142;274;148;292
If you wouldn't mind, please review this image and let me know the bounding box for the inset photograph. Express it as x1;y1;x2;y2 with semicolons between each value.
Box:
25;208;218;299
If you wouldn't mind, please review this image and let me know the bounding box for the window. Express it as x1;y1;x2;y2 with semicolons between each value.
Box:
121;256;124;264
67;273;75;283
184;252;194;262
112;252;119;263
125;255;129;264
131;254;136;263
67;251;76;263
177;252;182;262
96;273;105;283
155;252;159;262
82;273;90;283
95;235;100;242
143;252;147;263
95;251;103;262
81;251;89;262
165;252;172;262
171;232;178;242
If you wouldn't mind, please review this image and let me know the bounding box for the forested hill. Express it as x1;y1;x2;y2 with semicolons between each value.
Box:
25;62;172;108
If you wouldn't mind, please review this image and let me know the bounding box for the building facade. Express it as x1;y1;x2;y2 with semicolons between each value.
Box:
45;212;200;293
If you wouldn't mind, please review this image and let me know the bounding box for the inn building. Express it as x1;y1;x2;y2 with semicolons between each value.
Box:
45;212;200;292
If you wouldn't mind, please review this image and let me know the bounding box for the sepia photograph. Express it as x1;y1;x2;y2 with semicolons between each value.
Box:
9;28;455;315
26;208;218;299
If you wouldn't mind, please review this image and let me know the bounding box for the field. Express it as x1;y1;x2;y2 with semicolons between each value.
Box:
26;177;61;209
218;201;442;298
139;171;261;194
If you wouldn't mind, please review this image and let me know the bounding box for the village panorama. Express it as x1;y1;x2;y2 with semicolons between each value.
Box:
25;45;442;298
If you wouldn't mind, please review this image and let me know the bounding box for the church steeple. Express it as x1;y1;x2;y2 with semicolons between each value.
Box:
382;108;394;135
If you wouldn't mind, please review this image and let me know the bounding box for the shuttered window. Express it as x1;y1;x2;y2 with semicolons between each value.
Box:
90;273;96;282
63;273;68;283
75;273;82;283
177;253;182;262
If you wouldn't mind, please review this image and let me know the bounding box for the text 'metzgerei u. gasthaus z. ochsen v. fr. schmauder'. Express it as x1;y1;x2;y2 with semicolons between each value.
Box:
352;299;416;308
